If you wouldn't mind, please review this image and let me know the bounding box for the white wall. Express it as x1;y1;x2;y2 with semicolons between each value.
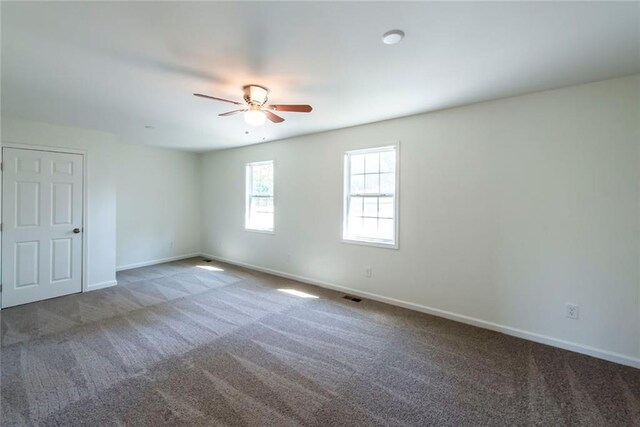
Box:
200;75;640;367
1;117;119;289
115;144;200;269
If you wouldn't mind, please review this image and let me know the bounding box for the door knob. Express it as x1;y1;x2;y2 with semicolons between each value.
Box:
73;228;81;234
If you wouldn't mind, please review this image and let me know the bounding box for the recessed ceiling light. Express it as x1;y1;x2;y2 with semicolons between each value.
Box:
382;29;405;45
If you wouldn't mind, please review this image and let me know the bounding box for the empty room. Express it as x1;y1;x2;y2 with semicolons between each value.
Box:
1;1;639;425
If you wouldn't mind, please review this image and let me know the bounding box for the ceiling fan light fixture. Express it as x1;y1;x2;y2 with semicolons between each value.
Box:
244;109;266;126
195;86;311;125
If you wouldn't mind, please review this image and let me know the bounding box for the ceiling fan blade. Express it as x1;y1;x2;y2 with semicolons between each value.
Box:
266;104;313;113
263;110;285;123
194;93;244;106
218;109;247;117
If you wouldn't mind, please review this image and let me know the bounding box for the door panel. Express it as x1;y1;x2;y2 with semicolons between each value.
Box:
52;182;73;224
15;241;39;287
2;148;83;308
17;157;41;174
51;238;72;282
16;181;40;226
52;160;73;175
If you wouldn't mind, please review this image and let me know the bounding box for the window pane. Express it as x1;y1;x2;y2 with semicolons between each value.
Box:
251;212;273;230
351;154;365;174
246;161;274;231
249;196;274;230
252;164;273;196
362;217;377;237
380;173;395;194
349;196;364;217
380;150;395;173
379;197;394;218
253;196;273;214
365;153;380;173
350;174;364;194
378;218;394;241
364;174;379;194
363;198;378;217
347;215;363;237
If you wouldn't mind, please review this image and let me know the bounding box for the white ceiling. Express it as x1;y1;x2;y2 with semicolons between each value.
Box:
2;2;639;152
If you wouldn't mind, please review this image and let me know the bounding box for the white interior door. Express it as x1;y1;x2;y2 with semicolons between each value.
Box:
1;147;84;308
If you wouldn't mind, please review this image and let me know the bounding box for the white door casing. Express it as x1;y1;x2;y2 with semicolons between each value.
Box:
1;148;84;308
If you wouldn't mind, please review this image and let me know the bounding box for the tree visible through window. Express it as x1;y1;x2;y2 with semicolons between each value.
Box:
245;161;274;232
343;145;398;246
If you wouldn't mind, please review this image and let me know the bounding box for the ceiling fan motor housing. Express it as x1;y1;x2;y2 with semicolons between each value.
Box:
243;85;269;106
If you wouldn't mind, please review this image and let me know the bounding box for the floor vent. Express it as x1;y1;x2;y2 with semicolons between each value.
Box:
343;295;362;302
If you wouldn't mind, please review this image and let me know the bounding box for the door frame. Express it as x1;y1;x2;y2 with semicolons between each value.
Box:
0;142;89;307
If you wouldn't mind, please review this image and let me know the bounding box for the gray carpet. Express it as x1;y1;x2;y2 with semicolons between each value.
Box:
1;257;639;426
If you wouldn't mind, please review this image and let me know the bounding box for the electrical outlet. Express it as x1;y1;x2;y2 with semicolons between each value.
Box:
566;303;579;320
365;267;372;278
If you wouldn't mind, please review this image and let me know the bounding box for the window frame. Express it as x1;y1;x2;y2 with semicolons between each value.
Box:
342;143;400;249
245;160;275;234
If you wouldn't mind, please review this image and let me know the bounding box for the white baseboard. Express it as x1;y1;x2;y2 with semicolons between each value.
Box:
201;252;640;369
116;253;201;272
86;280;118;291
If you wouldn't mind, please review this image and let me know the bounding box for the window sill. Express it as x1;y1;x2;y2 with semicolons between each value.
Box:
341;238;398;250
244;228;275;235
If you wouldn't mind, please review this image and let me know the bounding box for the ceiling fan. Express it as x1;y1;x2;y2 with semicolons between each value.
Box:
194;85;312;126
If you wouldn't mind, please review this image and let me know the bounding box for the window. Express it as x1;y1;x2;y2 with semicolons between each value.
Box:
343;145;398;247
245;160;274;232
